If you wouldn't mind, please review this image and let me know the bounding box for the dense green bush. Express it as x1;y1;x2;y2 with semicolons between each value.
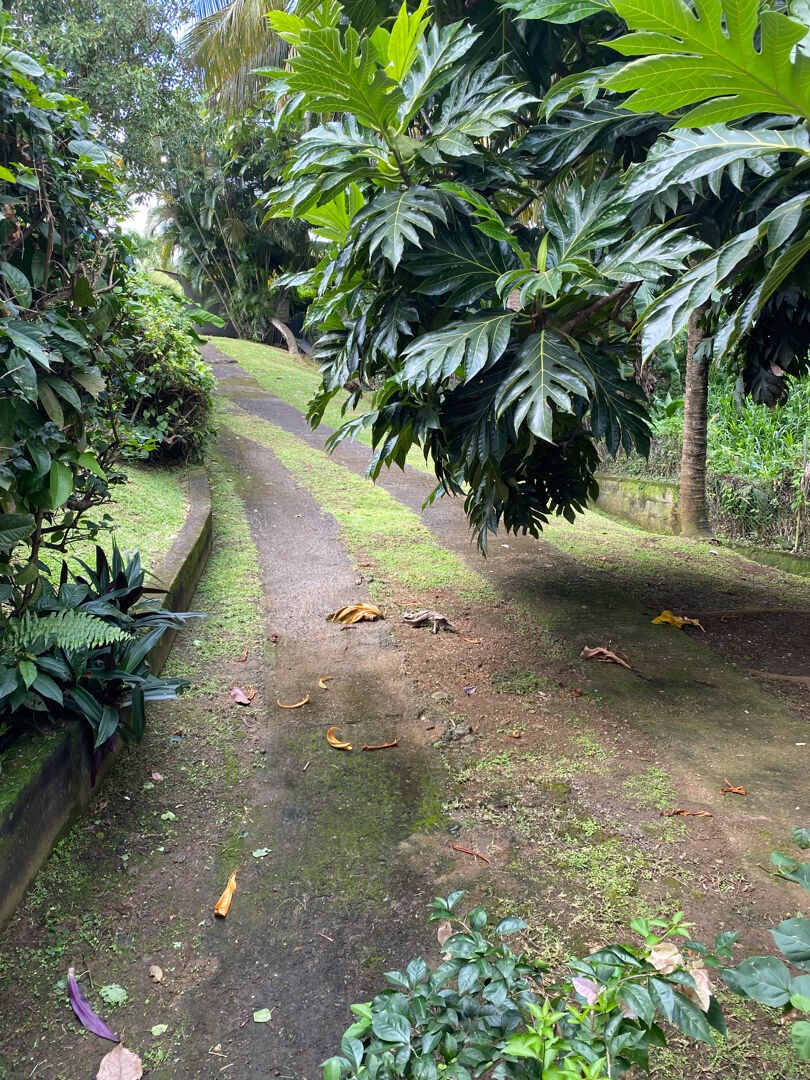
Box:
0;21;208;754
0;545;196;751
99;272;217;462
324;889;810;1078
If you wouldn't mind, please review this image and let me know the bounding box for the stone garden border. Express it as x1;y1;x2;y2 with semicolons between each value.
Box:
0;468;213;930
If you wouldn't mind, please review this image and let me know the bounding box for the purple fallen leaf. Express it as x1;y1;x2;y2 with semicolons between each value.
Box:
230;687;251;706
572;976;600;1005
67;967;118;1042
463;685;476;695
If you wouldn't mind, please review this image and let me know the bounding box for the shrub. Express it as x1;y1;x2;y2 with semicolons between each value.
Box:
0;545;199;752
99;272;217;462
322;894;736;1079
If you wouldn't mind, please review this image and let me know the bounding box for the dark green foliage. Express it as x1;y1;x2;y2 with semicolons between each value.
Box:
0;13;126;620
153;115;313;344
9;0;199;191
0;545;198;750
322;894;735;1079
266;1;696;548
98;273;217;462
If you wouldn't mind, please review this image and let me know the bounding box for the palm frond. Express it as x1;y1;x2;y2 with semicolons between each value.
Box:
183;0;288;113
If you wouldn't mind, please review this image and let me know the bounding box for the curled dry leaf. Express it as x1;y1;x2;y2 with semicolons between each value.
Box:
402;609;457;634
720;778;746;796
96;1044;143;1080
661;808;713;818
277;694;310;709
451;843;491;866
326;726;352;751
326;602;382;624
246;686;256;702
230;687;251;706
214;867;241;918
580;645;632;670
362;739;398;751
235;647;249;662
652;609;706;632
318;675;333;689
147;965;163;984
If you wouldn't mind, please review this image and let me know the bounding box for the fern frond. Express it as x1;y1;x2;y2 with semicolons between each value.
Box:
4;610;131;655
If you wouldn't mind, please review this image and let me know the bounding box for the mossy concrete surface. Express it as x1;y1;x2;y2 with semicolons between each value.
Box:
595;474;681;535
0;468;212;931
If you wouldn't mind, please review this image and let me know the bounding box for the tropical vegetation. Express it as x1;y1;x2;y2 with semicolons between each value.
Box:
259;0;810;548
0;16;210;751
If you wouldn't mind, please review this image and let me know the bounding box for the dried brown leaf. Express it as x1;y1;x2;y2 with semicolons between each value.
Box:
318;675;333;689
580;646;632;670
402;609;457;634
96;1044;143;1080
326;602;382;624
235;647;249;662
362;739;398;751
652;610;705;632
277;694;310;709
326;726;352;751
147;965;163;983
214;867;241;918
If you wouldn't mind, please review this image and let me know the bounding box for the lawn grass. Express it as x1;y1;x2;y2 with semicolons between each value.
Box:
220;401;490;602
211;337;432;473
40;463;188;578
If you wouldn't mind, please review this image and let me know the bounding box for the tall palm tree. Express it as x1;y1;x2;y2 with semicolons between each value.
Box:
182;0;287;115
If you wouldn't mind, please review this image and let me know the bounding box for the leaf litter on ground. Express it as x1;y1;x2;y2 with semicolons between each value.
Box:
67;968;118;1042
277;694;310;709
326;602;382;624
214;867;241;917
96;1044;142;1080
327;726;352;750
581;645;632;670
652;609;706;632
402;609;457;633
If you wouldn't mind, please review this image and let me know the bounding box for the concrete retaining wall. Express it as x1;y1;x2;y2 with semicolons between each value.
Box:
594;475;681;535
0;468;212;930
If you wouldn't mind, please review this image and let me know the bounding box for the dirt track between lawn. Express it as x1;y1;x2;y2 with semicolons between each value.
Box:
1;346;808;1079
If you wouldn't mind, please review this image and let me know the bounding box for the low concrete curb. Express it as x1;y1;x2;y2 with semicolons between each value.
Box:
0;467;213;931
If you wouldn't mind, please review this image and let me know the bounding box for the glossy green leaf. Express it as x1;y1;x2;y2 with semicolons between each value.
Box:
606;0;810;125
49;460;74;509
722;956;793;1006
495;330;593;442
772;917;810;971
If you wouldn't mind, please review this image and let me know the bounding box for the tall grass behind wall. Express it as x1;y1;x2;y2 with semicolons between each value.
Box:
598;374;810;552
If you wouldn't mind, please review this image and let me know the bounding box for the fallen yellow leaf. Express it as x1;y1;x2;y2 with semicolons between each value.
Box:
277;694;310;709
652;609;705;632
326;726;352;751
326;602;382;624
214;867;241;918
318;675;333;689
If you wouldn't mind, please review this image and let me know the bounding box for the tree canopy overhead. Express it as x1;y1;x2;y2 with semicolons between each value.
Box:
8;0;199;192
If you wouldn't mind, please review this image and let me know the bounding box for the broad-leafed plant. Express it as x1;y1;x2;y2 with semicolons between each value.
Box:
264;0;696;547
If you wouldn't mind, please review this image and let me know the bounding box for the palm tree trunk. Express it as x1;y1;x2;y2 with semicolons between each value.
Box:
679;307;710;536
270;317;300;357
